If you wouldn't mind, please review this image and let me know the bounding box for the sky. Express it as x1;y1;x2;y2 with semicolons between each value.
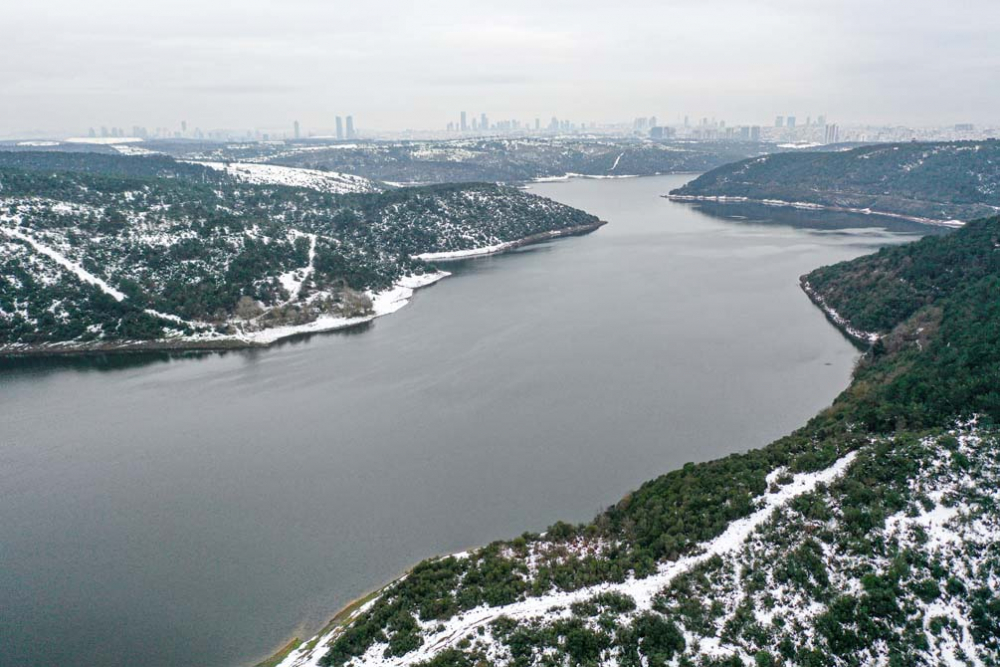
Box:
3;0;999;137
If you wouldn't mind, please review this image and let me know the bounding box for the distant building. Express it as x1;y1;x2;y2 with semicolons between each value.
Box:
460;111;467;132
336;116;344;140
824;124;840;144
775;116;785;128
750;126;762;142
293;120;300;139
346;116;355;139
787;116;797;128
817;115;827;127
481;113;488;132
650;126;675;140
955;123;975;132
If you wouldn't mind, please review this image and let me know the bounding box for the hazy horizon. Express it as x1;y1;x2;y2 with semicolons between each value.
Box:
4;0;1000;137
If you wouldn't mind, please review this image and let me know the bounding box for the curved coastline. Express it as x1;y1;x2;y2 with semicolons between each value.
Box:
258;263;879;667
664;193;966;228
412;220;606;261
0;221;606;358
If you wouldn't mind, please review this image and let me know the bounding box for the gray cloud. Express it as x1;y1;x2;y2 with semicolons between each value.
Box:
2;0;998;136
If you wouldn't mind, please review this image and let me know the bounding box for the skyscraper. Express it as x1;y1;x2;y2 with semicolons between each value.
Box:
481;113;488;133
346;116;355;139
460;111;467;132
336;116;344;140
787;116;797;128
294;120;300;139
775;116;785;128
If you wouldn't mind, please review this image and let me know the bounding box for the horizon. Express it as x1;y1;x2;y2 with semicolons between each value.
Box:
4;0;1000;137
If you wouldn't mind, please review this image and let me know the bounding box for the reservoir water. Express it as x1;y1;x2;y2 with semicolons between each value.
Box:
0;175;941;667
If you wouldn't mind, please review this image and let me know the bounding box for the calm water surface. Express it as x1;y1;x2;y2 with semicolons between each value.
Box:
0;175;939;667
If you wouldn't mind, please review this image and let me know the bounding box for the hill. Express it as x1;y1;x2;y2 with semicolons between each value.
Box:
274;217;1000;667
669;141;1000;224
160;138;793;185
0;153;603;353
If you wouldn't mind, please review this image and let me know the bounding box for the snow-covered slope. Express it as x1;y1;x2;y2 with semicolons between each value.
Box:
194;161;383;194
0;156;603;353
275;426;1000;667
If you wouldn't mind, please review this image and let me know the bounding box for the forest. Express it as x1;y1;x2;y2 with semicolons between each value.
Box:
670;140;1000;222
309;216;1000;667
0;152;600;350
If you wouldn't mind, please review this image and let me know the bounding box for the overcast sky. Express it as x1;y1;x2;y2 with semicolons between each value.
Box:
3;0;999;136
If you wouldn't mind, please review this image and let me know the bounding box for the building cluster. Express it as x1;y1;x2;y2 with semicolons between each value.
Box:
78;112;993;146
446;112;605;135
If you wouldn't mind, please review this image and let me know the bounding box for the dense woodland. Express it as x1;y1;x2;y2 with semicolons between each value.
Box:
310;216;1000;667
670;141;1000;222
0;152;600;349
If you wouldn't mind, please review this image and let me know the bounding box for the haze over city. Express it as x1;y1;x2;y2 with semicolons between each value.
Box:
4;0;1000;137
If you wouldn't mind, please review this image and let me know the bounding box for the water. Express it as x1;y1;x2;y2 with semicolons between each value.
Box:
0;175;939;667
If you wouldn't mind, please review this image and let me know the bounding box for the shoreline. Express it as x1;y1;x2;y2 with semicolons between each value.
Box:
1;222;607;358
663;193;967;228
257;268;879;667
412;220;606;261
0;272;448;359
799;278;879;348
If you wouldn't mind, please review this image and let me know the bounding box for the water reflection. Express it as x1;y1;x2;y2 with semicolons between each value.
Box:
681;199;953;237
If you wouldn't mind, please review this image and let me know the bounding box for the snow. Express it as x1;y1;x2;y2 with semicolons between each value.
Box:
113;144;160;156
192;161;380;194
277;233;318;301
229;271;449;346
532;173;639;183
413;224;601;262
16;140;59;147
0;226;126;301
275;451;859;667
610;152;625;170
665;194;966;228
800;280;880;343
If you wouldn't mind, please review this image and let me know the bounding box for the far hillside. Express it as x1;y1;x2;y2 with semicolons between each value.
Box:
669;140;1000;223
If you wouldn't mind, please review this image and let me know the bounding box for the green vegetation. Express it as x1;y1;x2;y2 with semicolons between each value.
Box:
670;140;1000;222
315;216;1000;667
0;152;600;350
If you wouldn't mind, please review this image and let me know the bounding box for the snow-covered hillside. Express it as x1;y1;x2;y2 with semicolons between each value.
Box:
276;426;999;667
194;161;383;194
0;154;603;353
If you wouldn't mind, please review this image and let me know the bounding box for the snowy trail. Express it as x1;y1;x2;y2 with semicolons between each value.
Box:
279;232;318;302
277;451;858;667
1;226;126;301
610;152;624;171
